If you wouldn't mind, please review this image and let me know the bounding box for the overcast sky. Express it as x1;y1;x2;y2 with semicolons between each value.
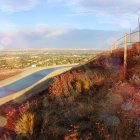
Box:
0;0;139;50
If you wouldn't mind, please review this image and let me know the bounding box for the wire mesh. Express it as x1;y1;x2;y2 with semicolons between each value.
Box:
112;30;140;49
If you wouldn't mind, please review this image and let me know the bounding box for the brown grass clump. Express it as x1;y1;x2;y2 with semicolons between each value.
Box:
92;73;104;86
15;112;35;138
75;80;82;93
75;79;90;93
129;74;140;86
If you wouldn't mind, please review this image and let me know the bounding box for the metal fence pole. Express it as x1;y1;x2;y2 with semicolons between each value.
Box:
110;47;112;53
130;28;131;43
114;41;116;49
138;18;140;41
124;33;127;77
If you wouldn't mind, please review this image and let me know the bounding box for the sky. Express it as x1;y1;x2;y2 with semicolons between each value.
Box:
0;0;140;50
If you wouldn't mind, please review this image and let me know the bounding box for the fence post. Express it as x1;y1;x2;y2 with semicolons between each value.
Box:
138;18;140;41
124;33;127;77
114;41;116;49
110;47;112;54
130;28;131;43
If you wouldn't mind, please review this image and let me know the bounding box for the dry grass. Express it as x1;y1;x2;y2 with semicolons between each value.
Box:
15;112;35;137
129;74;140;86
1;45;140;140
0;69;23;81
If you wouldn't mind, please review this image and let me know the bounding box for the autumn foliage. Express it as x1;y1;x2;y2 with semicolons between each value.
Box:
0;44;140;140
15;113;35;137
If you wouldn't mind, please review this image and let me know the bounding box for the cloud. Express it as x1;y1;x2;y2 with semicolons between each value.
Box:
47;0;139;30
0;37;12;46
99;16;133;30
35;24;70;37
0;25;124;50
0;18;16;31
0;0;38;12
68;0;140;15
0;45;4;51
62;0;139;30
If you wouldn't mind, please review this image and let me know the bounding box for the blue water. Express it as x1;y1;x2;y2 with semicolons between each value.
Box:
0;66;73;98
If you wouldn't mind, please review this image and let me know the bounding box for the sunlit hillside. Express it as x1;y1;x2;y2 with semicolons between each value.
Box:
0;43;139;140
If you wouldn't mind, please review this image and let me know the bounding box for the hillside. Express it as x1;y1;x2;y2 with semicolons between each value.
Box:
0;43;140;140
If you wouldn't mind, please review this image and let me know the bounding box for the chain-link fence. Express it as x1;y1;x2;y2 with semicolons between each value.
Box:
109;21;140;77
111;18;140;49
111;29;140;49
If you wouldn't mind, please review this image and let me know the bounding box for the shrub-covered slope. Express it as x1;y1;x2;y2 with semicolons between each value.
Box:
0;43;140;140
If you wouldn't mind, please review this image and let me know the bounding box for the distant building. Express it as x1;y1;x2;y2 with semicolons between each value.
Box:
32;64;36;68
